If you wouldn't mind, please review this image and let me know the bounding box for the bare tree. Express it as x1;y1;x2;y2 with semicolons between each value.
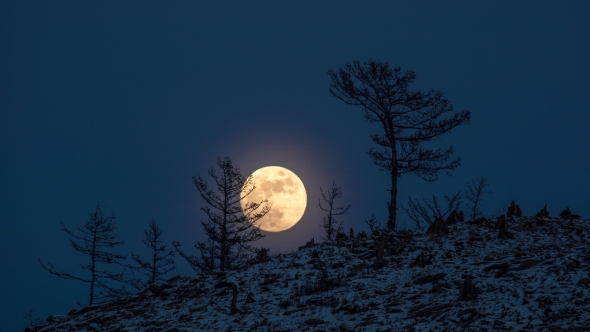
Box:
401;192;461;229
23;308;41;327
173;156;270;274
318;181;351;241
464;176;490;221
39;204;128;306
127;219;176;290
364;213;383;234
328;60;471;230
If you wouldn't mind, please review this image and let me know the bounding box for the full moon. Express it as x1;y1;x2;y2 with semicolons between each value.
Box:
241;166;307;232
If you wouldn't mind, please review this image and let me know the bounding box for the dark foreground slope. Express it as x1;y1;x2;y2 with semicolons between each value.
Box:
29;215;590;332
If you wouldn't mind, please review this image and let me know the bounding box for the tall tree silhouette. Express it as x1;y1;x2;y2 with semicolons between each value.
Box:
328;60;471;230
318;181;351;241
127;219;176;290
464;176;490;221
39;204;127;306
173;156;270;274
23;308;41;327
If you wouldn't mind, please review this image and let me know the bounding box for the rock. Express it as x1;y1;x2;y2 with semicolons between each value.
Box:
494;215;507;229
147;284;161;294
402;231;413;243
245;292;255;304
304;318;325;326
484;262;510;272
214;280;232;288
298;237;315;250
498;228;515;239
413;273;447;285
311;250;320;259
391;240;405;255
261;274;279;285
229;283;238;315
67;308;77;316
256;248;269;262
495;215;514;239
507;200;522;217
350;227;354;238
167;275;181;283
567;259;581;269
371;237;388;268
408;303;453;318
560;207;572;218
536;204;550;218
560;207;581;220
313;261;325;270
426;217;448;235
75;304;100;315
459;275;477;300
99;315;117;325
516;259;541;269
130;308;145;315
446;210;464;224
409;252;432;268
336;236;345;248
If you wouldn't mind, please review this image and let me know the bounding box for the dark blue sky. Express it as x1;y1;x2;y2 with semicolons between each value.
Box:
1;1;589;330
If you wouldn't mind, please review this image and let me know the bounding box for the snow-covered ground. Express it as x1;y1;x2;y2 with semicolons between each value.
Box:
28;215;590;332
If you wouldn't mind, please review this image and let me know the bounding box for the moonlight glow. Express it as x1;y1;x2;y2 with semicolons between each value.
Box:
241;166;307;232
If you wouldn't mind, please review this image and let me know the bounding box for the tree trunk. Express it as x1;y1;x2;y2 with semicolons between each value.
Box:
388;126;398;231
388;171;398;231
90;228;97;306
89;279;94;306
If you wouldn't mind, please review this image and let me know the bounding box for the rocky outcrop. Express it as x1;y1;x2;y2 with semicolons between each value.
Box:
507;200;522;218
459;275;477;300
409;252;433;268
391;239;405;255
230;284;239;315
371;237;388;268
446;210;464;224
494;215;507;229
560;207;581;220
298;237;315;250
426;217;449;235
256;248;269;262
413;272;447;285
536;204;550;218
244;292;255;304
495;215;514;239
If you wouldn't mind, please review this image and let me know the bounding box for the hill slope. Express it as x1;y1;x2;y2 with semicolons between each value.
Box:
28;214;590;332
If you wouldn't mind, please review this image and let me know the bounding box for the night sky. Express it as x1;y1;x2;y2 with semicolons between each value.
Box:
1;1;589;330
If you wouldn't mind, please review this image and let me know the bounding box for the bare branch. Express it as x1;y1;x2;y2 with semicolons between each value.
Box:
319;181;351;241
401;192;461;229
464;176;490;221
127;219;176;290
